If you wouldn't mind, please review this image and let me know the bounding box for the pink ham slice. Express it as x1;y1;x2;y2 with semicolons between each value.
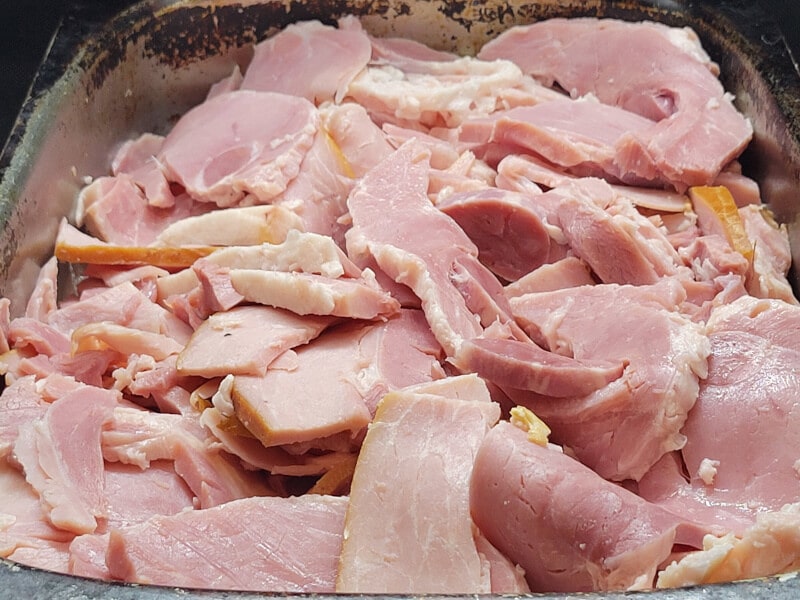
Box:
470;421;695;592
13;385;119;534
241;18;371;104
678;296;800;514
347;141;492;355
438;188;551;282
0;377;48;458
479;18;752;189
177;305;333;377
510;279;709;481
106;494;347;591
232;309;442;447
336;375;500;593
158;90;318;207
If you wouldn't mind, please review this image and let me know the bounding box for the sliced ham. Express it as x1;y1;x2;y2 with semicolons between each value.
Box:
0;377;47;458
106;495;348;591
471;421;694;592
504;256;595;297
740;204;797;304
510;280;709;481
336;375;500;593
12;385;119;534
479;18;752;189
241;18;371;104
159;90;318;207
177;305;333;377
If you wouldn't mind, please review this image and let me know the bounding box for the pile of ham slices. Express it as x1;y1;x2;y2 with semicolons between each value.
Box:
2;15;800;594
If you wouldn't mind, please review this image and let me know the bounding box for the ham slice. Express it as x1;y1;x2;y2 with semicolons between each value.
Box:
471;420;694;592
13;386;119;534
336;375;500;593
159;90;318;207
106;495;347;591
177;305;333;377
241;18;371;104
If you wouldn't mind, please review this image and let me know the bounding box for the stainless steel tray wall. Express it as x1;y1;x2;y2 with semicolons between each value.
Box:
0;0;799;597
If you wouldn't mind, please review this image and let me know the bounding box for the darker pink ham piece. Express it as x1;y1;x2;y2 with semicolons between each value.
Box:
453;336;624;398
470;421;692;592
13;386;119;535
479;18;752;189
337;377;500;593
438;188;550;282
106;495;347;592
510;279;708;481
241;18;371;104
177;305;333;377
159;90;318;207
347;141;500;355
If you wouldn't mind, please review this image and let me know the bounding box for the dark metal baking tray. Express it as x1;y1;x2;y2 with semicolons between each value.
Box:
0;0;799;597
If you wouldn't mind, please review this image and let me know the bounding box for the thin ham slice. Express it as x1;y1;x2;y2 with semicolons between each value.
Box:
241;18;371;104
158;90;318;207
336;375;500;593
470;421;695;592
106;495;347;591
12;386;119;534
177;305;333;377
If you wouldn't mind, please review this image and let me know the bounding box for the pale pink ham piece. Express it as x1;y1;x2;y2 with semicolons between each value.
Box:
504;256;595;297
13;386;119;534
76;175;207;245
229;270;400;320
232;309;442;446
241;18;371;104
678;296;800;514
347;141;487;355
479;18;752;189
68;534;111;580
106;495;347;591
510;280;709;481
471;421;695;592
0;377;47;458
438;188;550;282
336;376;500;593
110;132;175;208
158;90;318;207
740;205;797;304
177;305;333;377
323;102;396;178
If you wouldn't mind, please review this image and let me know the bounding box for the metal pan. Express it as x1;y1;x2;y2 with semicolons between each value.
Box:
0;0;799;597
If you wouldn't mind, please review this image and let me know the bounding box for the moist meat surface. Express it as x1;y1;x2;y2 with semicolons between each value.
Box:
1;14;799;594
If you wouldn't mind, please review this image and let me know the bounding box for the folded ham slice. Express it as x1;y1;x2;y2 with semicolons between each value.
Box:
471;420;697;592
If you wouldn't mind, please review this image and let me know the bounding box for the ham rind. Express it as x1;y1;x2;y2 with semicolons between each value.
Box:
241;19;371;104
13;386;119;534
453;337;624;398
177;305;333;377
346;53;524;129
346;141;488;355
106;495;347;591
438;188;550;282
657;504;800;588
229;270;400;320
153;205;303;247
158;90;318;207
470;421;690;592
479;18;752;189
336;376;500;593
510;280;709;481
678;296;800;514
